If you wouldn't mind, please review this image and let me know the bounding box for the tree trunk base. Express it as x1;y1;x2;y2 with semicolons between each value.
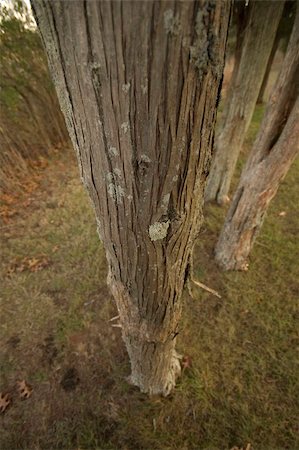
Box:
108;273;182;396
127;349;182;397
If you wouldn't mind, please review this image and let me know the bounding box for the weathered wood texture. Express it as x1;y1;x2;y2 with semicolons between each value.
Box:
257;31;280;104
220;0;247;130
205;1;284;205
257;1;296;105
215;5;299;271
31;0;231;395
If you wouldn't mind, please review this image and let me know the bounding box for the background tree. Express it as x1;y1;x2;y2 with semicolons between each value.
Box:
31;0;231;395
257;0;296;104
215;5;299;271
0;1;68;194
218;1;247;131
205;1;284;205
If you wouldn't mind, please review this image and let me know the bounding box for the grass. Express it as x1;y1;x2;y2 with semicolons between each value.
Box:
0;110;298;449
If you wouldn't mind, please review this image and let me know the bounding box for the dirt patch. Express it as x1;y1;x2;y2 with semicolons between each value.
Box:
6;335;21;349
60;367;80;392
39;335;58;366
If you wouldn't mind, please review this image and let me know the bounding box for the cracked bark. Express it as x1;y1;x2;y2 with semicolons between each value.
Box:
205;1;284;205
215;5;299;271
31;0;231;395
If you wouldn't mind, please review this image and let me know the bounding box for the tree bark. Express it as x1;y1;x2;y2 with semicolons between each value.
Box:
205;1;284;205
257;32;280;104
215;6;299;271
220;0;247;129
31;0;231;395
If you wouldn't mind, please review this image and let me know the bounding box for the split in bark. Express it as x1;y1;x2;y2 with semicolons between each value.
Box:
31;0;231;395
205;1;284;205
215;5;299;271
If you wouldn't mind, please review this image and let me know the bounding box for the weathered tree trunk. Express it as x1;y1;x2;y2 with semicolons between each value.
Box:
31;0;231;395
215;6;299;271
205;1;284;205
220;0;247;129
257;32;280;104
257;0;296;105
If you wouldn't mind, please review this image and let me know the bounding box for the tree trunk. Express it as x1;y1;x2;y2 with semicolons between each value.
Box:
220;0;247;129
257;33;280;104
215;6;299;271
205;1;284;205
31;0;231;395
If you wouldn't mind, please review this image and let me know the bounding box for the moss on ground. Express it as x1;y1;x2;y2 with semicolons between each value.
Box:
0;112;298;449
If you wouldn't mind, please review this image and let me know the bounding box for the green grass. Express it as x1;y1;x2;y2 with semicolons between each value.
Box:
0;114;298;449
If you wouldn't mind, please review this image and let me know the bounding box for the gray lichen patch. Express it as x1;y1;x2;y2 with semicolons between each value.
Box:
108;183;125;204
113;168;122;178
140;154;151;164
149;220;170;242
107;171;124;204
121;122;130;134
122;82;131;93
164;9;181;35
108;146;119;157
90;61;101;70
190;9;209;76
106;172;114;183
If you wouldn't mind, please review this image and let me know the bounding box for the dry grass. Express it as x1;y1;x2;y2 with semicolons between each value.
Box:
0;112;298;449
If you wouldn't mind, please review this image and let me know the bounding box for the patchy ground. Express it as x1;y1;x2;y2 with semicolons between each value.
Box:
1;111;298;449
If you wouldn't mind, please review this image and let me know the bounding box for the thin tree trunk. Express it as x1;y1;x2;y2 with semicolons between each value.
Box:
220;0;247;130
31;0;231;395
257;33;280;104
215;7;299;271
257;0;298;105
205;1;284;205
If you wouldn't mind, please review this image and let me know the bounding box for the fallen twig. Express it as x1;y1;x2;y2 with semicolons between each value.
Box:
191;277;222;299
109;314;120;322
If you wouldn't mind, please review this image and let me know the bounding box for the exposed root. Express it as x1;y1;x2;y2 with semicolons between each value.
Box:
127;348;182;397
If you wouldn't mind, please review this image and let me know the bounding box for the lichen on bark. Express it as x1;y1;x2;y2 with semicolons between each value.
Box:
149;221;170;242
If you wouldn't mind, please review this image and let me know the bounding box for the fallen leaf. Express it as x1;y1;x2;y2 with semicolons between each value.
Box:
0;392;11;413
6;256;51;275
278;211;287;217
230;445;251;450
22;199;32;208
16;380;33;399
